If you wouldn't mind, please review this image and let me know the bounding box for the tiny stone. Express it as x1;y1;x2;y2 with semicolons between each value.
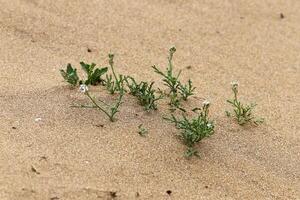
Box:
110;191;117;198
31;166;40;174
205;185;209;189
40;156;47;161
87;48;92;52
166;190;172;195
35;117;42;122
12;126;17;129
280;13;285;19
95;124;104;128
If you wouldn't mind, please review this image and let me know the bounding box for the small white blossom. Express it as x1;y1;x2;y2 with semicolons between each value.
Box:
79;84;88;93
202;100;210;106
231;81;239;87
207;123;212;128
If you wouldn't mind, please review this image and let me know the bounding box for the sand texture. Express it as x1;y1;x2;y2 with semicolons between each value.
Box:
0;0;300;199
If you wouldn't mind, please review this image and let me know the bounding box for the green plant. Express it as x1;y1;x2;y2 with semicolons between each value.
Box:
164;100;214;157
73;84;123;122
226;81;264;125
125;76;163;111
80;62;108;86
152;47;195;110
138;124;148;136
169;93;186;112
60;63;79;86
105;54;125;94
178;80;196;101
152;47;181;96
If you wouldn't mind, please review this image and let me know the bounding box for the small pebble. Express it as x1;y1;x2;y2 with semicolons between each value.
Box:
40;156;47;161
95;124;104;128
35;117;42;122
110;191;117;198
31;166;40;174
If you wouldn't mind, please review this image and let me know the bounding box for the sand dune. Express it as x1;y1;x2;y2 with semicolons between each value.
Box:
0;0;299;199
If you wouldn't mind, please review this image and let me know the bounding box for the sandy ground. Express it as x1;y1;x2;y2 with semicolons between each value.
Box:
0;0;300;199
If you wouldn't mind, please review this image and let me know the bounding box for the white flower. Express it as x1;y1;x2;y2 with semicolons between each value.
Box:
202;100;210;106
207;123;212;128
231;81;239;87
79;84;88;93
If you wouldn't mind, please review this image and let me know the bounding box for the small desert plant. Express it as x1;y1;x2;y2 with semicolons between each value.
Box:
226;81;264;125
80;62;108;86
138;124;148;136
60;63;79;86
168;93;186;112
125;76;163;111
105;54;126;94
74;84;123;122
164;100;214;157
152;47;180;95
178;80;195;101
152;47;195;110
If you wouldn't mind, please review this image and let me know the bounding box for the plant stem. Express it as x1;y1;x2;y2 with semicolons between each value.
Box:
70;104;97;109
109;54;120;91
85;92;114;121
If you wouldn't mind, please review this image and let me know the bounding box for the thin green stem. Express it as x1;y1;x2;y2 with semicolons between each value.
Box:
71;104;97;109
108;54;120;91
85;92;114;121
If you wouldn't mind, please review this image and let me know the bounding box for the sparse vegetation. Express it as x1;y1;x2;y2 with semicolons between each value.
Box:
152;47;180;96
80;62;108;86
178;79;195;101
152;47;195;111
226;81;264;125
125;76;163;111
59;48;265;158
73;84;123;122
105;54;126;94
164;100;214;157
60;63;79;86
60;61;107;86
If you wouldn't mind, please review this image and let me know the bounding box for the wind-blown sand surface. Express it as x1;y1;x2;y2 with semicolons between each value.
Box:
0;0;299;199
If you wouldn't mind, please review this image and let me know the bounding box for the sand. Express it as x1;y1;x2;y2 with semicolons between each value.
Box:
0;0;300;199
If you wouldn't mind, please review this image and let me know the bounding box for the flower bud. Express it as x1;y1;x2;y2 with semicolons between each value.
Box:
79;84;88;93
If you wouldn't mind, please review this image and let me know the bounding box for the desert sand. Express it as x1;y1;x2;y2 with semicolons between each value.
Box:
0;0;300;199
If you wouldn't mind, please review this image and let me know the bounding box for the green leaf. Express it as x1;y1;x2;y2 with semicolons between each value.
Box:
60;63;79;86
80;61;108;86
